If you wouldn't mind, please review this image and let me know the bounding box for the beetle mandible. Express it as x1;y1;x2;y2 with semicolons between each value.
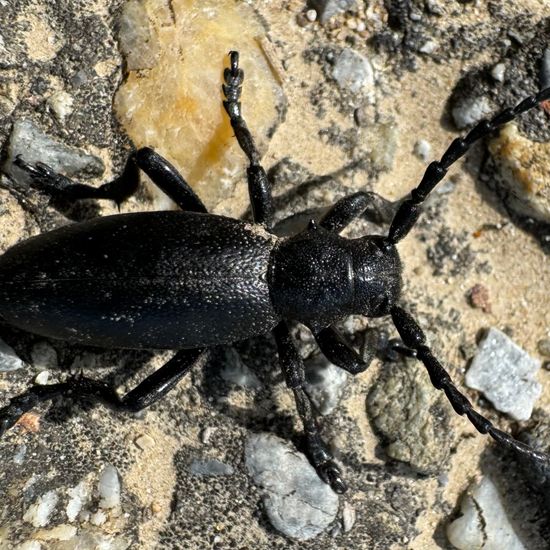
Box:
0;51;549;493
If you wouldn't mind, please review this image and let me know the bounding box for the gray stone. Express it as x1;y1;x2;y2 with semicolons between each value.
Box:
466;328;541;421
446;477;526;550
118;0;160;70
309;0;356;23
245;432;339;540
331;48;374;94
491;62;506;82
0;337;24;372
305;354;349;415
220;347;262;389
98;464;121;510
541;48;550;89
3;119;104;186
413;139;432;161
190;459;234;477
451;96;493;129
367;360;453;475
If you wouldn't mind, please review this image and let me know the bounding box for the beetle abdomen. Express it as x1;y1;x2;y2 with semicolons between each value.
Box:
0;211;279;349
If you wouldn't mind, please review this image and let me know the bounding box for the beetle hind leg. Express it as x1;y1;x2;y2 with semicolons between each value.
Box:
15;147;207;213
0;348;207;435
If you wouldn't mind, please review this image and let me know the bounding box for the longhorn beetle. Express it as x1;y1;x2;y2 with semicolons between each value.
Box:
0;51;549;493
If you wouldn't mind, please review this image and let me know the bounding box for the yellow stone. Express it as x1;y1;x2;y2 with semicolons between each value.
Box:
488;123;550;223
115;0;285;213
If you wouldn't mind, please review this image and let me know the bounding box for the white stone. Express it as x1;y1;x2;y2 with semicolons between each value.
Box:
447;477;526;550
332;48;374;94
98;464;121;509
0;337;24;371
23;490;59;528
466;328;541;421
491;63;506;83
451;96;493;129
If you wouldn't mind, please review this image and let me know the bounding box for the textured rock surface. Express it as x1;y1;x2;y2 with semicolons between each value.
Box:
244;432;339;540
466;328;542;421
487;123;550;225
304;354;349;415
367;360;453;475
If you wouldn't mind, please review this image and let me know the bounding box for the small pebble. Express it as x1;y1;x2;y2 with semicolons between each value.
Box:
467;283;491;313
419;40;438;54
201;426;217;445
14;444;27;465
491;62;506;82
306;9;317;22
220;347;262;389
47;91;74;123
305;354;349;415
190;459;234;477
342;501;356;532
90;510;107;526
66;481;88;522
451;96;493;129
466;328;541;421
537;338;550;357
98;464;121;510
413;139;432;161
0;337;24;372
332;48;374;94
310;0;356;23
134;433;155;451
23;491;59;528
34;371;50;385
30;342;58;371
540;48;550;89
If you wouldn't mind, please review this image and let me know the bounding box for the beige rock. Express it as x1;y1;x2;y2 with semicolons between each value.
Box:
115;0;285;213
488;123;550;224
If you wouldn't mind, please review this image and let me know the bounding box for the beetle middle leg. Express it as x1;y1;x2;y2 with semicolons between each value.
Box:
15;146;207;212
319;191;395;233
223;51;273;228
0;348;206;435
273;321;347;493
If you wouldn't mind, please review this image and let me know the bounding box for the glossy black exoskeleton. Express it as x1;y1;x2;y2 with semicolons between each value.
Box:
1;52;549;493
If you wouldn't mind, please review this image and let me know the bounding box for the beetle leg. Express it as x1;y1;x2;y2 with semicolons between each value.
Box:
319;191;395;233
223;51;273;228
15;147;207;212
314;326;372;374
391;306;550;466
273;321;347;493
0;349;206;435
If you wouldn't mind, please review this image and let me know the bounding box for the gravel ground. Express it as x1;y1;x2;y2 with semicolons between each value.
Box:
0;2;549;549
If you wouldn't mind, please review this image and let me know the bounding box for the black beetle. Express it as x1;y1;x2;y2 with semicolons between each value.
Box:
1;51;549;493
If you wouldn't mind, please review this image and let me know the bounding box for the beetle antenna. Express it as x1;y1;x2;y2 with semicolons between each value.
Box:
387;87;550;244
391;305;549;465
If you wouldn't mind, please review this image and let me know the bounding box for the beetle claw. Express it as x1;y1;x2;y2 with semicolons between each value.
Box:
318;461;348;494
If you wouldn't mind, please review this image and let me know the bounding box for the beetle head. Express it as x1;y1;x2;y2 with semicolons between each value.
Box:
350;236;402;317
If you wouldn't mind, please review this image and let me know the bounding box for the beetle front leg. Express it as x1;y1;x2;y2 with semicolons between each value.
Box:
15;147;207;212
223;51;273;228
0;348;206;435
319;191;395;233
314;326;373;374
273;321;347;493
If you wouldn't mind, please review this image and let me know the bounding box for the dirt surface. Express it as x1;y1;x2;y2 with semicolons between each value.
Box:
0;1;549;549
